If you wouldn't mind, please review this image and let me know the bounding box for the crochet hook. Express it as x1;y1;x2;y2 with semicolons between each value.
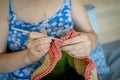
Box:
11;27;58;40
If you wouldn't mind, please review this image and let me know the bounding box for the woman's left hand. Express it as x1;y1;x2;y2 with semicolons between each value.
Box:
60;32;93;58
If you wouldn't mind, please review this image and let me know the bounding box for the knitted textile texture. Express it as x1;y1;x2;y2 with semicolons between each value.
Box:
31;30;98;80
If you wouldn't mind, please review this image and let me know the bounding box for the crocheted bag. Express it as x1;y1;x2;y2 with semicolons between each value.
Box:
31;30;98;80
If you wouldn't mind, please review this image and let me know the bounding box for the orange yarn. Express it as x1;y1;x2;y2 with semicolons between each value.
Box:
31;30;98;80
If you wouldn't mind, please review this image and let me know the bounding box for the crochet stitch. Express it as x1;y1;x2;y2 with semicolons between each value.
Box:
31;30;98;80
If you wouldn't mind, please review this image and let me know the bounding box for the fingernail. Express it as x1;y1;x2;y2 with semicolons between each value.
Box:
59;47;63;50
59;43;62;46
42;31;46;35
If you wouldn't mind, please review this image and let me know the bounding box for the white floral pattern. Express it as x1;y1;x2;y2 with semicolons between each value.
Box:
0;0;110;80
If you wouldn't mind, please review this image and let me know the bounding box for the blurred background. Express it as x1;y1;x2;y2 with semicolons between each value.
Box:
84;0;120;44
84;0;120;80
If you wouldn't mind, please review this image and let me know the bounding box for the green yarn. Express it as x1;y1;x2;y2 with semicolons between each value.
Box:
65;52;75;70
41;51;69;79
41;51;85;80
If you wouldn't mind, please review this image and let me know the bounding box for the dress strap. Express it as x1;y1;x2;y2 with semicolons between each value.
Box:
64;0;71;7
9;0;14;13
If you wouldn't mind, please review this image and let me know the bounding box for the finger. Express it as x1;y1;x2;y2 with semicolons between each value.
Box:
33;37;52;44
36;44;50;51
60;42;89;51
30;45;50;55
36;48;49;56
76;47;90;57
42;31;47;35
60;44;73;51
29;50;45;59
26;40;32;48
66;47;88;58
60;35;87;46
27;37;52;48
84;47;91;56
29;32;47;40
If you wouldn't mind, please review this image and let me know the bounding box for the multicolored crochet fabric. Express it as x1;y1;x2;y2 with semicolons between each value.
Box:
31;30;98;80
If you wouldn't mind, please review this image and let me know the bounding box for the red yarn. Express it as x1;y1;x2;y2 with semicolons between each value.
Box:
32;30;97;80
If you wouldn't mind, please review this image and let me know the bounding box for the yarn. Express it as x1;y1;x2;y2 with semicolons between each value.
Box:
31;30;98;80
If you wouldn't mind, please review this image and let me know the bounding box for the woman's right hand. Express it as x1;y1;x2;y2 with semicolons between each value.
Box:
25;32;52;64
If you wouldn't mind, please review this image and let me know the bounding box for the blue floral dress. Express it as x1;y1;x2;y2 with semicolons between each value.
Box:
0;0;109;80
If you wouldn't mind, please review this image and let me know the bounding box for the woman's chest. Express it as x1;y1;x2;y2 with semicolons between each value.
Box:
13;0;64;24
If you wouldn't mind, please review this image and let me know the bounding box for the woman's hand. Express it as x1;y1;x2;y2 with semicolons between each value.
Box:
26;32;52;64
60;32;97;58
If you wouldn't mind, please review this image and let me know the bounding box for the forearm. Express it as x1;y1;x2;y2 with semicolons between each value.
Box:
86;32;98;50
0;49;31;73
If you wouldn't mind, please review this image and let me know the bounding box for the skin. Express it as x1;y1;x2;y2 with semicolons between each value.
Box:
0;0;98;72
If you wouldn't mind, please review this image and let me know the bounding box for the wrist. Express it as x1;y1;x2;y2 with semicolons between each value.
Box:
87;32;98;50
23;49;33;65
24;49;40;65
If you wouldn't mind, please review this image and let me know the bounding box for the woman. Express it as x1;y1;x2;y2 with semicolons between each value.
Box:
0;0;109;80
